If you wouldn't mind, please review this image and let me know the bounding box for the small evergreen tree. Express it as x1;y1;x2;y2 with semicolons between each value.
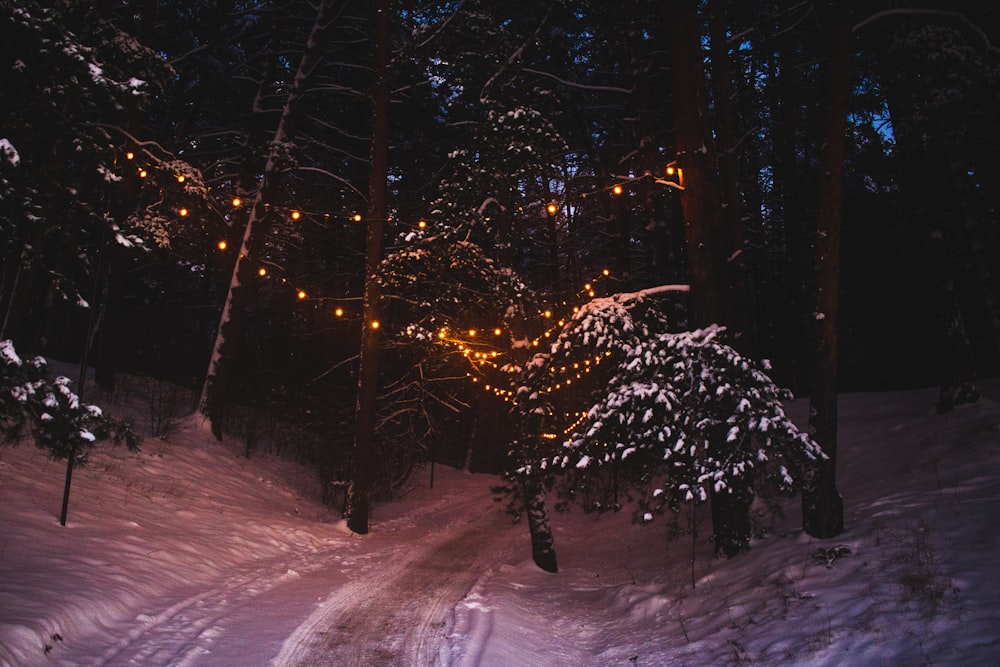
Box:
1;339;139;458
511;288;825;562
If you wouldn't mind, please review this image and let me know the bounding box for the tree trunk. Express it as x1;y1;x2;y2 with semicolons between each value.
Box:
664;0;731;331
524;474;558;573
707;0;752;354
198;1;336;438
346;0;391;535
802;0;851;540
665;0;749;557
625;0;665;287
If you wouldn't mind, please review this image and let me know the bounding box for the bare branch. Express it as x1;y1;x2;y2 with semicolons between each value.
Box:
521;68;633;95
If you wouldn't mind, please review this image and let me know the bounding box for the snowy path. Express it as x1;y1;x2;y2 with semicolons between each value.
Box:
278;506;518;666
51;474;521;667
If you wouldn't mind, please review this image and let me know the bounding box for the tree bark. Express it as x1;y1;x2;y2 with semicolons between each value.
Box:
346;0;391;535
802;0;851;540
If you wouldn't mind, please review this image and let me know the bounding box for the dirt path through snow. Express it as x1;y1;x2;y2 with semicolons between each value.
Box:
277;504;518;666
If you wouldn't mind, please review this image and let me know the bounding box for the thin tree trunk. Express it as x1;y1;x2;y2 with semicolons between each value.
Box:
802;0;850;540
198;1;336;438
346;0;391;535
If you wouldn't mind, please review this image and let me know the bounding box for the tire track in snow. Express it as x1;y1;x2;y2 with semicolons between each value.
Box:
278;505;518;667
85;543;348;667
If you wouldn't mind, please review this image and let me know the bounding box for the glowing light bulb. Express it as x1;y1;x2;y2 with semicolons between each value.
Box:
546;203;558;215
178;208;189;217
666;165;676;176
258;267;267;276
613;184;623;195
371;320;380;329
297;290;307;300
353;213;363;222
217;240;227;251
418;219;427;229
232;197;242;208
177;175;185;183
335;307;344;317
543;310;552;318
290;210;301;220
602;268;609;276
125;152;134;160
494;328;502;336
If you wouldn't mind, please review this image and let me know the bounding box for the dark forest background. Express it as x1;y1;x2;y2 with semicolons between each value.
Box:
2;0;998;500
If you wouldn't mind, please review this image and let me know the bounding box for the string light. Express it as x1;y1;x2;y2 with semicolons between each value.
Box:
125;152;134;160
111;154;623;399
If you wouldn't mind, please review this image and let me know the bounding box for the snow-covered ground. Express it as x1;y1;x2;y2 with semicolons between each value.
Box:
2;377;999;666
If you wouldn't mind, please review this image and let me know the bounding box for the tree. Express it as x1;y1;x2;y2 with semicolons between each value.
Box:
346;0;392;534
0;0;172;354
1;339;138;464
513;288;825;557
802;0;852;539
198;0;341;439
869;5;997;412
664;0;752;556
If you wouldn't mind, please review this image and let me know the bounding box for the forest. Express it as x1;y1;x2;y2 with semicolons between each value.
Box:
2;0;998;567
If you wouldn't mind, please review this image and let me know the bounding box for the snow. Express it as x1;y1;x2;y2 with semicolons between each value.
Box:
0;138;20;167
2;376;1000;666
